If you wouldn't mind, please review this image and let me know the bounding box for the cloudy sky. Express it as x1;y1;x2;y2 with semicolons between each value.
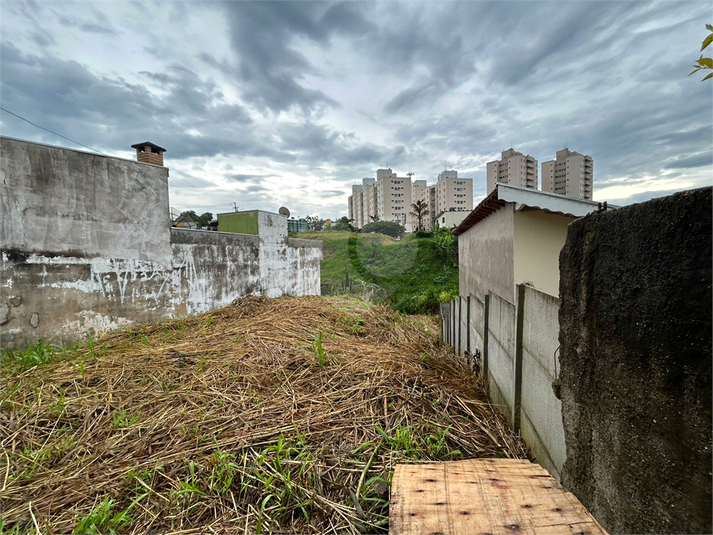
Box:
1;1;711;220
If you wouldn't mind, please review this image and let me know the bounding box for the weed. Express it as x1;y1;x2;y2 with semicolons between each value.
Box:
1;339;62;371
209;448;239;494
424;426;462;458
112;410;138;429
375;424;420;458
49;387;66;417
0;517;34;535
72;495;140;535
312;332;328;366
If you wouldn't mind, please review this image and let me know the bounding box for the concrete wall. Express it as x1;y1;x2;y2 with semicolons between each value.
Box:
1;137;171;266
513;209;575;298
558;187;712;535
519;285;565;480
485;292;516;422
0;137;321;348
170;229;261;316
458;203;514;301
442;285;567;482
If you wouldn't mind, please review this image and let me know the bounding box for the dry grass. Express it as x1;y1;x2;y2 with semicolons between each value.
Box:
0;295;528;534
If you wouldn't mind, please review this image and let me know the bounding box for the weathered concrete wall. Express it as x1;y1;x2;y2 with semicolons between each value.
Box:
0;137;322;348
458;204;514;302
468;294;485;358
559;187;712;535
441;286;567;482
486;292;516;422
1;136;171;266
170;229;261;316
1;137;174;346
520;285;565;480
0;253;174;346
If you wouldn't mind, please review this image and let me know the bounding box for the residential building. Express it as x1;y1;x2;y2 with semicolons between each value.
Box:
347;168;473;233
351;185;364;229
541;149;593;200
376;168;414;230
434;210;470;229
453;184;608;301
362;178;377;225
486;148;538;194
435;170;473;219
411;179;431;230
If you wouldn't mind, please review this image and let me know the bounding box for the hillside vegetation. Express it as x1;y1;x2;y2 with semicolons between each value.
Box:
298;230;459;314
1;296;527;535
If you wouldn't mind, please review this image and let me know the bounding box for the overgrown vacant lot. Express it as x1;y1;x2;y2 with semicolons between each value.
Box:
1;296;527;534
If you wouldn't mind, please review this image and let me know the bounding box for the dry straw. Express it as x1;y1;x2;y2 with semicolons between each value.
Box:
1;295;528;534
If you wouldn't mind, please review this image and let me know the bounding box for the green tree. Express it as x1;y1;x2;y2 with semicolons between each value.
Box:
304;215;326;231
193;212;214;229
409;200;430;232
331;216;355;232
689;23;713;81
361;220;406;239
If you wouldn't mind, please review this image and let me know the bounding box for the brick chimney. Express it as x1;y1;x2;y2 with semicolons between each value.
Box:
131;141;166;166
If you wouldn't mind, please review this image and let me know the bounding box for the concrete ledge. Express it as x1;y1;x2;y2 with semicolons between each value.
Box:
170;228;260;246
287;237;323;249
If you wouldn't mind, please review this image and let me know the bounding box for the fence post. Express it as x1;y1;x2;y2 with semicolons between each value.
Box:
458;297;462;355
466;295;471;354
514;284;526;434
449;300;453;347
483;293;490;383
452;299;457;349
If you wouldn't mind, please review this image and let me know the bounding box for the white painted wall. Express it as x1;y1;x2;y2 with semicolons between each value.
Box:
513;209;576;298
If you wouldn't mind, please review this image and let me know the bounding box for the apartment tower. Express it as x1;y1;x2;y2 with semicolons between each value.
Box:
486;148;538;193
411;179;431;231
541;149;593;200
376;168;414;230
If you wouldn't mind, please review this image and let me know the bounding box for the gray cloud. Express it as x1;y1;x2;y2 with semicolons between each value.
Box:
664;153;712;170
0;0;710;220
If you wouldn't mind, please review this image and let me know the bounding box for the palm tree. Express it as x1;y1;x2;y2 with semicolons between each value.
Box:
410;200;430;231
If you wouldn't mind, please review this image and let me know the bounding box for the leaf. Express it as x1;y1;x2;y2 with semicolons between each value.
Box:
706;24;713;31
702;33;713;51
699;57;713;69
703;72;713;81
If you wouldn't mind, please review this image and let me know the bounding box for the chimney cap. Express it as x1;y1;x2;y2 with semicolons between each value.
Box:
131;141;166;153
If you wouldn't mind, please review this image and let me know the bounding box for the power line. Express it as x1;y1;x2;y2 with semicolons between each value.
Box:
0;106;105;154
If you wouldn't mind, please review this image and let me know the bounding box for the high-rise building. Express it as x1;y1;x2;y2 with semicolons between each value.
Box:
486;148;538;193
362;178;377;225
541;149;593;200
376;168;413;230
411;179;431;231
347;168;473;233
435;170;473;218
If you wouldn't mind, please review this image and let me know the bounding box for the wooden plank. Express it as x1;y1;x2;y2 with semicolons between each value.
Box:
390;459;607;535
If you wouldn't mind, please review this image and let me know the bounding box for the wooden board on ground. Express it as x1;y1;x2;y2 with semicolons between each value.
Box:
390;458;607;535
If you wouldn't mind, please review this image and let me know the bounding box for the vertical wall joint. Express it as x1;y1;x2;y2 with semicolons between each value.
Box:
514;284;526;434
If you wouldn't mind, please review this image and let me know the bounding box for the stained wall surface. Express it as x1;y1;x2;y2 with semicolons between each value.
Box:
558;187;712;535
458;204;514;302
0;137;321;348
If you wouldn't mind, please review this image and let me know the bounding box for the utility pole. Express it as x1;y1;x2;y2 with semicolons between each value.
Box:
233;202;239;212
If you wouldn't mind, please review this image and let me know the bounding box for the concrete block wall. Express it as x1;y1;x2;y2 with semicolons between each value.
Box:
519;285;565;480
486;292;516;422
441;285;566;481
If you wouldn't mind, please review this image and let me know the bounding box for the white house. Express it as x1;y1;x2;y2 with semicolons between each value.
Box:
453;184;608;302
